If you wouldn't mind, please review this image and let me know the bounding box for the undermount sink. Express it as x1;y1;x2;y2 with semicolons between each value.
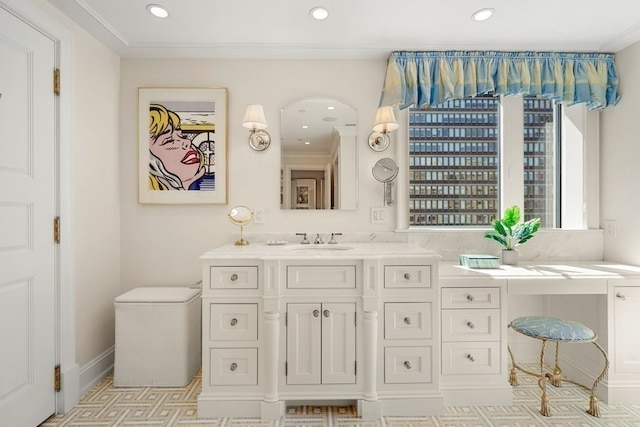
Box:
288;245;353;251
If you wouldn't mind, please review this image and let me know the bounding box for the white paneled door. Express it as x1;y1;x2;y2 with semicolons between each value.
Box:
0;5;57;427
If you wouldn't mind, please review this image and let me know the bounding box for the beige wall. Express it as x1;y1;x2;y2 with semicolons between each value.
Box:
119;59;391;289
601;41;640;265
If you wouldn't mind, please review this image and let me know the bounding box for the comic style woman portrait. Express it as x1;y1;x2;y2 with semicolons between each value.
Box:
148;104;207;190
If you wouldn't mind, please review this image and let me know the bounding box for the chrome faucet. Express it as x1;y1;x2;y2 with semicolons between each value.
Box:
313;233;324;244
296;233;310;244
328;233;342;244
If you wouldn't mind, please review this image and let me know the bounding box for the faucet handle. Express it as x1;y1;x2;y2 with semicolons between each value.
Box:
328;233;342;244
296;233;309;244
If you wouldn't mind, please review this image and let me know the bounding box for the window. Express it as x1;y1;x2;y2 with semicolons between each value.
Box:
408;95;563;228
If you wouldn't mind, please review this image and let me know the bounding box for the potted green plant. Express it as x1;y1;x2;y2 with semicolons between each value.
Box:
485;205;540;265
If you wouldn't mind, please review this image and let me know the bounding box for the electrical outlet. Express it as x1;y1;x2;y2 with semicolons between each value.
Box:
254;208;265;224
371;207;386;224
604;220;616;238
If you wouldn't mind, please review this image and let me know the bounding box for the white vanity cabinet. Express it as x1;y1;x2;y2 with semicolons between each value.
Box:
197;243;442;420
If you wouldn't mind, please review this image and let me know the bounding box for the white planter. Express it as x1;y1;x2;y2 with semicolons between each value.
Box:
502;249;518;265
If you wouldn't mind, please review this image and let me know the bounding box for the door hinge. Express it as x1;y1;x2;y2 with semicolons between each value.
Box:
354;361;357;376
54;216;61;244
54;365;61;392
285;312;288;327
285;362;287;376
354;312;357;326
53;68;60;96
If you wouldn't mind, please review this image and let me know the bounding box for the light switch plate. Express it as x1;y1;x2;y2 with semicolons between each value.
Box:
254;208;265;224
371;207;387;224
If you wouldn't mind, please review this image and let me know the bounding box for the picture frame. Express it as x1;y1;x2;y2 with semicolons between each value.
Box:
138;87;228;204
293;179;316;209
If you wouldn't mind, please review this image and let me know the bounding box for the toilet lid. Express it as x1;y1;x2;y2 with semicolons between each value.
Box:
115;287;200;303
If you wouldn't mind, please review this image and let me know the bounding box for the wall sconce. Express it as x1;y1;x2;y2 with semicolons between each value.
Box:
242;104;271;151
368;106;399;152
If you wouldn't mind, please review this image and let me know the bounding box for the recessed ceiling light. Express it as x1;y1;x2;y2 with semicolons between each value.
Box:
301;125;309;129
304;141;311;145
147;4;169;18
471;8;494;22
327;106;335;110
310;6;329;20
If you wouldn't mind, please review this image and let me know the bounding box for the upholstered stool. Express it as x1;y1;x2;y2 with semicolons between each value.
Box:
507;316;609;417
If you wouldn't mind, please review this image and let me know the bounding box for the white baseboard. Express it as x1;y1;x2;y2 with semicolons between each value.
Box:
79;346;114;397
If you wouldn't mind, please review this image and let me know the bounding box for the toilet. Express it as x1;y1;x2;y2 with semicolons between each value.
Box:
114;286;201;387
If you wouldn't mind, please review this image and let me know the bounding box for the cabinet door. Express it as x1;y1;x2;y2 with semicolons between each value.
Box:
614;286;640;373
286;303;321;384
322;303;356;384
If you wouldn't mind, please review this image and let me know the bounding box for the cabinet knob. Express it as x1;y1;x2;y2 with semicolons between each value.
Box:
230;362;238;371
616;292;626;301
404;317;412;325
466;294;474;302
466;321;475;329
403;273;412;280
403;361;412;370
230;273;238;281
323;309;330;318
313;309;320;317
466;354;476;362
230;318;238;326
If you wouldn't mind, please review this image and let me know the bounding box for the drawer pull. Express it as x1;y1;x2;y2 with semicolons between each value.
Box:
313;309;320;317
466;354;476;362
403;361;412;370
230;318;238;326
404;317;412;325
230;362;238;371
616;292;626;301
466;321;475;329
230;273;238;281
403;273;412;280
323;309;330;318
466;294;474;302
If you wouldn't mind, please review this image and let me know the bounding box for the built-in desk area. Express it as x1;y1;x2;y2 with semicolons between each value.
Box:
439;261;640;406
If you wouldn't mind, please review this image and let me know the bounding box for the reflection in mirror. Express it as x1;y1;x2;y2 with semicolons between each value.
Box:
281;97;357;210
372;158;399;207
228;206;253;245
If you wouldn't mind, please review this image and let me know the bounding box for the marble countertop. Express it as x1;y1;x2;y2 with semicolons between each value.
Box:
440;261;640;279
201;242;441;260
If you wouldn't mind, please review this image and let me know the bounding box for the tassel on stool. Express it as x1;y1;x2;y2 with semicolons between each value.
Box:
551;367;562;387
509;367;518;386
587;395;600;417
540;395;551;417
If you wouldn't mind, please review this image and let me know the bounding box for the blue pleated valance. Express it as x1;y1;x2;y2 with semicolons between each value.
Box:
379;51;620;110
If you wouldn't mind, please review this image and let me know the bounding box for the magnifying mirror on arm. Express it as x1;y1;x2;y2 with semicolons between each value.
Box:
372;158;399;206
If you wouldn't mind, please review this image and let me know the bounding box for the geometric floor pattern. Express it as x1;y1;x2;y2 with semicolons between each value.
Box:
42;369;640;427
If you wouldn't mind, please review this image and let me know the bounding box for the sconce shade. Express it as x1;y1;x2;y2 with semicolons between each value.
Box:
242;104;268;130
372;106;399;133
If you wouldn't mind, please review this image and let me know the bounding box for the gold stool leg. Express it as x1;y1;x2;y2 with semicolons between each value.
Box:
586;341;610;417
551;341;562;387
507;345;518;386
538;339;551;417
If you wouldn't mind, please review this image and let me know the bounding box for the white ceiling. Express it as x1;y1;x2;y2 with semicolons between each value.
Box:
46;0;640;59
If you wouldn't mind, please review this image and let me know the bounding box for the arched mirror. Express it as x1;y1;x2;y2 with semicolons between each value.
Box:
280;97;358;210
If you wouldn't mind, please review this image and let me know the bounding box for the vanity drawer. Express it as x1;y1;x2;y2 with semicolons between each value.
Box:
287;265;356;289
384;346;432;384
441;342;500;375
441;287;500;309
209;303;258;341
210;266;258;289
209;348;258;386
442;309;500;341
384;302;432;340
384;265;432;289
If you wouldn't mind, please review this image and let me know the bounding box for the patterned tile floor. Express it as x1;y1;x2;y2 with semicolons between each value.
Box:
42;370;640;427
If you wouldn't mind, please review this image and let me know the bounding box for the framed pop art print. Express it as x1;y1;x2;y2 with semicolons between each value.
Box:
138;87;228;204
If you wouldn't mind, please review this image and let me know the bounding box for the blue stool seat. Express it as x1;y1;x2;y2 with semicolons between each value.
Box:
509;315;596;342
508;315;608;418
